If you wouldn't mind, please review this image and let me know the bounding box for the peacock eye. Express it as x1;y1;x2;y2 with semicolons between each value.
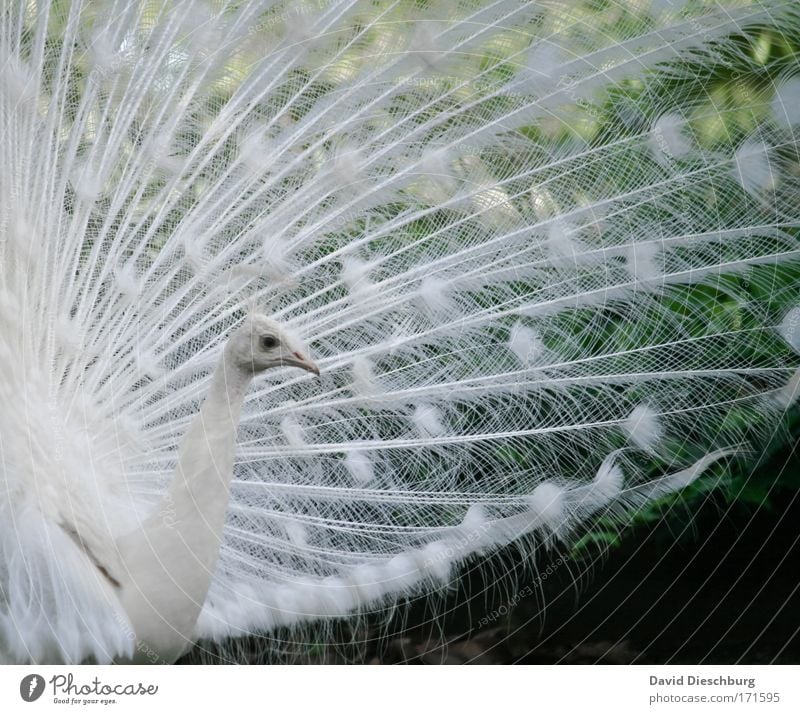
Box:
260;335;278;350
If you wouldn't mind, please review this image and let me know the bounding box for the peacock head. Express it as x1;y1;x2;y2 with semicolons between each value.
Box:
226;314;320;376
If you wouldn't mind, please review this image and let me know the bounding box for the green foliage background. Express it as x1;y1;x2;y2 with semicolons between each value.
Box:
565;12;800;556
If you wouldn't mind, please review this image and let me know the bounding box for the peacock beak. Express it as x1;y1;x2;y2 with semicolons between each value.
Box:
286;350;321;376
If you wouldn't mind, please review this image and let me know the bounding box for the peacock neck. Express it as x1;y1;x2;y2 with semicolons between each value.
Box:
114;351;254;662
159;351;255;588
167;354;253;522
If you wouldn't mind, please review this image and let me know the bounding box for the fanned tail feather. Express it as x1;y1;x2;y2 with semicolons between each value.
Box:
0;0;798;662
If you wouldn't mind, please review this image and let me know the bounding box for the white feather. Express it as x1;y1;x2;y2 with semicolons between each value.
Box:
73;165;104;204
284;520;308;548
779;307;800;353
508;322;544;365
624;404;662;450
526;483;566;531
774;368;800;409
350;356;380;398
344;450;374;484
771;77;800;129
280;414;306;448
590;456;625;507
415;147;460;204
418;276;454;315
412;404;446;437
1;55;36;104
341;255;374;298
649;112;691;163
732;139;775;195
0;0;797;665
115;263;141;300
546;219;582;262
627;241;662;282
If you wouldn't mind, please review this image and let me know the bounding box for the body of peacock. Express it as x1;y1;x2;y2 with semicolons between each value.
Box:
0;0;798;664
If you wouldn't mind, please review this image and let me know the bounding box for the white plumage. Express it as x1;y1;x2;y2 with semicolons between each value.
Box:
624;405;662;452
0;0;798;664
